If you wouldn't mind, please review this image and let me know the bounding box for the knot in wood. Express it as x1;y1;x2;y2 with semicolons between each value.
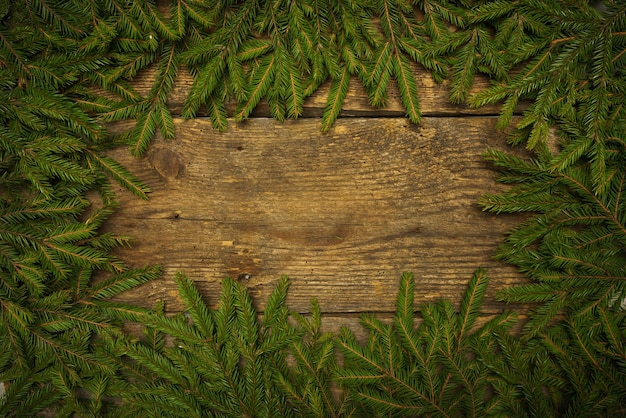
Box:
150;148;182;180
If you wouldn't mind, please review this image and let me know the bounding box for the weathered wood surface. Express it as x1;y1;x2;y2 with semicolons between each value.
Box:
130;66;510;119
105;116;528;315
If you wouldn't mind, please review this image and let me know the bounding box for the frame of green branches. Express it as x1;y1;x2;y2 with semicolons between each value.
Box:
1;1;625;416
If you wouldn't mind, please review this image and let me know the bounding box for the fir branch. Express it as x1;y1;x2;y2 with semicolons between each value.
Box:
482;137;626;330
85;150;150;199
181;55;226;119
467;1;626;196
336;270;511;417
89;266;160;301
457;268;488;343
116;274;322;417
321;65;351;132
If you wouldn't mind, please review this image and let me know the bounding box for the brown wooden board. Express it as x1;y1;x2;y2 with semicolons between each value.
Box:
128;66;512;119
104;116;528;315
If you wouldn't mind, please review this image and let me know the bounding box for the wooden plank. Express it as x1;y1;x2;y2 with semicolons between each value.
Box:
104;117;528;314
127;66;508;118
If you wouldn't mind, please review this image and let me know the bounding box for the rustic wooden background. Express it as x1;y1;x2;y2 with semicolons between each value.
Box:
105;68;530;332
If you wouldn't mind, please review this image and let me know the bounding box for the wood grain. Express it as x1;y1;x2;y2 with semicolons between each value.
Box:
104;116;528;315
127;66;509;118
